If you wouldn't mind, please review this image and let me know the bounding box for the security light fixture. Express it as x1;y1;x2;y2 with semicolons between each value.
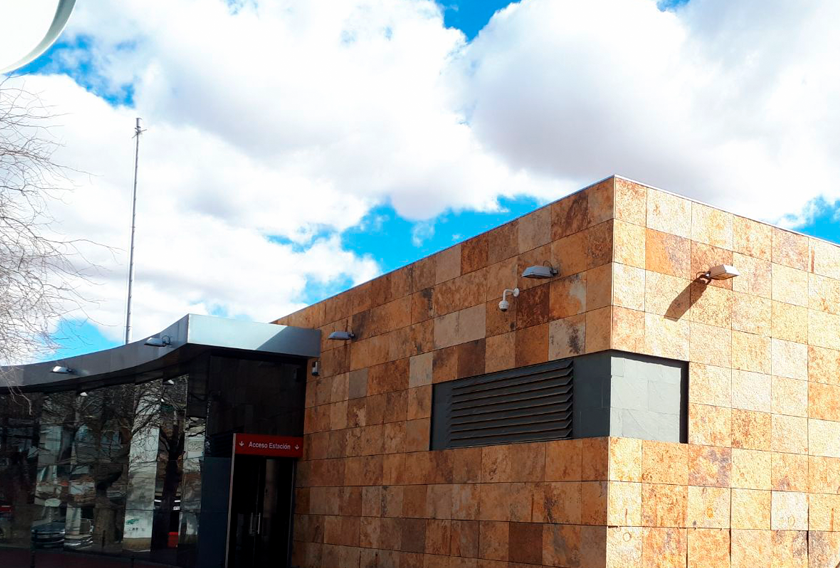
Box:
51;366;73;374
78;391;88;398
704;264;740;281
522;264;558;279
311;361;320;377
164;379;175;386
144;335;171;347
499;288;519;312
328;330;355;341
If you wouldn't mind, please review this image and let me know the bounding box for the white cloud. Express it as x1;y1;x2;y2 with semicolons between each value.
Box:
4;0;840;346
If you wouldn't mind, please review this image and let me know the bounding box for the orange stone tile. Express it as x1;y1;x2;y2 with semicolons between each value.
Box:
587;178;616;226
614;178;647;226
514;323;548;367
588;221;614;268
517;206;551;254
543;524;582;568
731;489;771;529
487;221;519;265
644;270;691;319
771;264;809;308
731;409;771;451
536;481;582;524
771;491;808;531
732;252;772;298
689;321;731;367
585;307;612;354
606;526;643;568
481;445;510;483
509;443;545;483
687;486;730;529
771;414;808;454
689;282;731;329
731;331;771;374
771;227;809;271
809;382;840;422
646;229;691;279
771;530;807;568
580;525;608;568
731;529;771;568
731;292;771;336
436;245;462;284
687;445;731;488
809;494;840;531
688;363;731;408
733;215;771;261
548;314;586;360
642;440;688;485
551;230;589;277
808;418;840;458
587;263;613;311
810;237;840;280
607;481;642;526
478;521;508;561
809;456;840;494
612;306;645;352
509;521;543;565
549;273;587;319
613;263;645;311
809;309;840;351
613;219;647;269
771;301;808;344
692;202;733;250
581;481;609;525
771;452;809;493
647;188;691;238
515;282;550;328
644;313;690;360
545;438;582;481
641;483;687;528
609;437;642;482
551;191;589;241
809;531;840;568
688;403;731;447
581;437;610;480
461;233;488;275
642;527;687;568
731;370;772;413
771;376;807;417
808;272;840;316
484;332;514;374
808;345;840;385
687;528;730;568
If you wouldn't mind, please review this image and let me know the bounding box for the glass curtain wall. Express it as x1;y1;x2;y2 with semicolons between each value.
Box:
0;374;206;567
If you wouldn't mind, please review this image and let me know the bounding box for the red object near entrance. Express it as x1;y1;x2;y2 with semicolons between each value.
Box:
167;532;178;548
233;433;304;458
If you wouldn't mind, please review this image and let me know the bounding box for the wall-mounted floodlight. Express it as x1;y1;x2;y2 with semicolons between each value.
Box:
704;265;740;281
78;391;88;398
164;379;175;386
522;264;558;279
144;336;171;347
51;366;73;374
328;331;355;341
311;361;320;376
499;288;519;312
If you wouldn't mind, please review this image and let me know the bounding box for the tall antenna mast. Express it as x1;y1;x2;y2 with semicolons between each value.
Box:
125;117;144;344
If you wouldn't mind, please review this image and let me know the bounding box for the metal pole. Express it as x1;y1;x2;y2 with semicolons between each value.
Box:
125;118;143;344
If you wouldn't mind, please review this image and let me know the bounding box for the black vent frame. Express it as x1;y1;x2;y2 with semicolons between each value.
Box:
430;358;573;450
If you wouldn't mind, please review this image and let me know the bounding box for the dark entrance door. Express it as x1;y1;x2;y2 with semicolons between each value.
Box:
227;456;295;568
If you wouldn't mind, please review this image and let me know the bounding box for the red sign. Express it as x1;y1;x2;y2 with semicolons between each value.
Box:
233;433;303;458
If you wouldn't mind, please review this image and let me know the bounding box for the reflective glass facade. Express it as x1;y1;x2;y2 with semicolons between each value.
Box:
0;352;306;568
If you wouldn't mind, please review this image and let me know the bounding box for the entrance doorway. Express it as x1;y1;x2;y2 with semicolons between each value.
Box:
227;456;295;568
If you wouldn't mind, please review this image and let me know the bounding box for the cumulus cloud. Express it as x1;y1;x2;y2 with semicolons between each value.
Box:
4;0;839;346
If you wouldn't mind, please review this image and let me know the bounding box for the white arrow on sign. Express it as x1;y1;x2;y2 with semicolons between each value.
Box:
239;441;244;446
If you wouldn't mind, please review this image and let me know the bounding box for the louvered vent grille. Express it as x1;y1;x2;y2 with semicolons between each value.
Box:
431;359;573;449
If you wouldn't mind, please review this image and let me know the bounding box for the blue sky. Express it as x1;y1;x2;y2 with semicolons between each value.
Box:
9;0;839;361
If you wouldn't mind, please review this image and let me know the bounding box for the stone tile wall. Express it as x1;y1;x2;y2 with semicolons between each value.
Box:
275;176;840;567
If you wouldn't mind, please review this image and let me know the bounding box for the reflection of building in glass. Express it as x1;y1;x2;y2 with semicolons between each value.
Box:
0;315;316;567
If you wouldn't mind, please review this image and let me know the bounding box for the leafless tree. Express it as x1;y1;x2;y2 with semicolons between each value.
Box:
0;79;89;370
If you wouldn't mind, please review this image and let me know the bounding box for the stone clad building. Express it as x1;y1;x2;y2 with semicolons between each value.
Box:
2;175;840;568
276;176;840;568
